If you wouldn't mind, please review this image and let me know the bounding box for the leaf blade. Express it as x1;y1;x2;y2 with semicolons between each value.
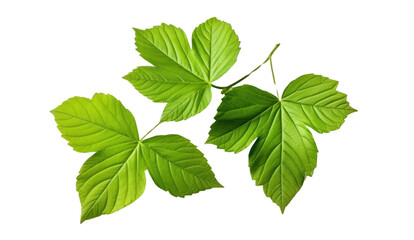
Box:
127;18;240;121
282;74;356;133
134;24;207;82
249;105;318;212
208;79;355;212
76;142;146;223
206;85;278;152
51;93;139;152
141;134;222;197
160;85;212;122
192;17;240;82
124;67;207;102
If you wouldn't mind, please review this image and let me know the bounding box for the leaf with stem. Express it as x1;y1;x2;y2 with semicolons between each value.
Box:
212;43;281;94
207;74;356;212
52;93;222;222
124;17;240;122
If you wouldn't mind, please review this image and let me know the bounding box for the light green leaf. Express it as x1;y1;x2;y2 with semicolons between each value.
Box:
249;104;318;212
282;74;357;133
76;142;146;223
141;135;222;197
51;93;138;152
52;93;222;222
192;17;241;82
124;67;212;122
124;17;240;122
133;23;207;81
207;74;356;212
160;86;211;122
52;94;146;222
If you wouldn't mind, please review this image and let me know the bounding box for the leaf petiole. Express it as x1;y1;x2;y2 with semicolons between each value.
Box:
269;57;276;85
211;83;226;89
211;43;280;94
269;57;280;98
141;122;162;140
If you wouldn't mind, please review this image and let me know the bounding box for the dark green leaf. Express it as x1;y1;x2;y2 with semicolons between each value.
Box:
207;74;356;212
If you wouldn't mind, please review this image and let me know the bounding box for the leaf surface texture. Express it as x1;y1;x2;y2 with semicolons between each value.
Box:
207;74;356;212
52;94;221;222
124;17;240;121
141;135;223;197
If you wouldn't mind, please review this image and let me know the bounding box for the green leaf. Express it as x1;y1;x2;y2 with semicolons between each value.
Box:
206;85;279;153
281;74;357;133
124;17;240;122
192;17;241;82
207;74;356;212
124;67;212;122
76;142;146;223
52;93;222;222
52;93;146;222
51;93;138;152
141;135;223;197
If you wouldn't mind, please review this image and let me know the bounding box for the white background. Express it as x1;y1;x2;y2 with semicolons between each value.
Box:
1;0;413;239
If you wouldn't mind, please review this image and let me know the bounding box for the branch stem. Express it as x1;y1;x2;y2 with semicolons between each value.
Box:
211;43;280;94
269;56;280;98
211;84;226;89
269;57;276;85
141;122;162;140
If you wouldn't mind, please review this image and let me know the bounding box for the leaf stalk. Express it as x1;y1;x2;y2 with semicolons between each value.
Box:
141;122;162;140
211;43;280;94
269;56;280;98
